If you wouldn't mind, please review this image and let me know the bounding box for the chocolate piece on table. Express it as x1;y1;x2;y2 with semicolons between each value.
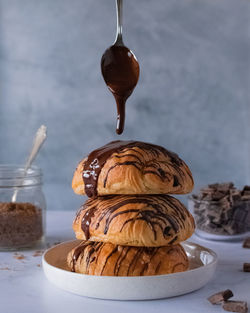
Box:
207;289;234;304
243;238;250;248
243;263;250;272
222;301;248;313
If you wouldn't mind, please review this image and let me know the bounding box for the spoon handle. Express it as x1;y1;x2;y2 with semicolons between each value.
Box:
24;125;47;173
114;0;124;46
11;125;47;202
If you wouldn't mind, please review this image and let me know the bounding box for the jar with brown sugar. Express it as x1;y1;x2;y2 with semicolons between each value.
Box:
0;165;46;250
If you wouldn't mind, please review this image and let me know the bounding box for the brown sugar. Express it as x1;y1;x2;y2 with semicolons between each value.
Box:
0;202;43;248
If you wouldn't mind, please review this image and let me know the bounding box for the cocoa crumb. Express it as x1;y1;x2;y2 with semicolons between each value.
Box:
33;250;44;257
13;253;25;260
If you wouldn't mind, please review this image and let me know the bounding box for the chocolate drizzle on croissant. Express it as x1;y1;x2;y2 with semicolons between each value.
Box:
69;241;188;276
82;140;191;197
71;140;195;276
74;195;195;246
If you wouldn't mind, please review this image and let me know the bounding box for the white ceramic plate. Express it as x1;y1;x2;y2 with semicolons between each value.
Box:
42;240;217;300
195;229;250;242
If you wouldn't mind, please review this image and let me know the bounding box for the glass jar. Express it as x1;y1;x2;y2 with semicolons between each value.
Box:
188;195;250;241
0;165;46;250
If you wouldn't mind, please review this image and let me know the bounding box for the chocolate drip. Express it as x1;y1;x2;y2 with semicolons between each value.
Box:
103;161;141;188
72;241;103;273
83;140;184;197
126;248;143;276
80;206;96;240
114;246;129;275
71;241;94;272
168;236;178;244
163;226;171;236
173;175;179;187
100;246;118;275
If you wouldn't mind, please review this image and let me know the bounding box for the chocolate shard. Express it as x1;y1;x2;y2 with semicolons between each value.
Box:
207;289;234;304
242;186;250;200
242;186;250;192
243;237;250;249
243;263;250;272
222;301;248;313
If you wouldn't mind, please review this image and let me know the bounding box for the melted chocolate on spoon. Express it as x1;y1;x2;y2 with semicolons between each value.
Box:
101;46;139;134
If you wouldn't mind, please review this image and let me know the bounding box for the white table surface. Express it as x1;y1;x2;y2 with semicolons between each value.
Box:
0;210;249;313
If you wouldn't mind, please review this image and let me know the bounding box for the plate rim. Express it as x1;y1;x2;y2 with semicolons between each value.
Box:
195;229;250;241
42;239;218;279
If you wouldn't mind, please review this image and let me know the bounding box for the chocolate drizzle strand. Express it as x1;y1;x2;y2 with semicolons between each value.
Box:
80;206;96;240
82;140;190;197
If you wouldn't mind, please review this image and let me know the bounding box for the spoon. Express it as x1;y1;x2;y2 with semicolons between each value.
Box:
101;0;140;135
11;125;47;202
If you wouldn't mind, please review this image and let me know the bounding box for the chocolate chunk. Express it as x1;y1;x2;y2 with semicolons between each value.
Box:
207;289;234;304
192;183;250;236
243;263;250;272
243;238;250;248
241;186;250;200
241;195;250;201
242;186;250;192
212;191;226;201
222;301;248;313
208;183;220;189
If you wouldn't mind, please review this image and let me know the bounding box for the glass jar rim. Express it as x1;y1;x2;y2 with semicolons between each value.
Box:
188;194;225;204
188;194;250;204
0;164;42;179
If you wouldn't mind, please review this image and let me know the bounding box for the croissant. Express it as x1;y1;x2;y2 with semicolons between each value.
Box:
72;140;194;197
67;240;189;276
73;194;195;247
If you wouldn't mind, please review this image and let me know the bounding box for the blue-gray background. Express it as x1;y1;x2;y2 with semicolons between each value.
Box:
0;0;249;210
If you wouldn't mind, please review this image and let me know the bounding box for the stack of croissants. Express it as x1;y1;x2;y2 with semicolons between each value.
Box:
67;140;195;276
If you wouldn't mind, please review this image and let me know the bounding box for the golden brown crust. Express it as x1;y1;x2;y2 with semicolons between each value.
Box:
67;241;189;276
72;142;194;196
73;195;195;247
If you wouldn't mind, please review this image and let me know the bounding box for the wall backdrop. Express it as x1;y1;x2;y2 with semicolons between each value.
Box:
0;0;249;210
